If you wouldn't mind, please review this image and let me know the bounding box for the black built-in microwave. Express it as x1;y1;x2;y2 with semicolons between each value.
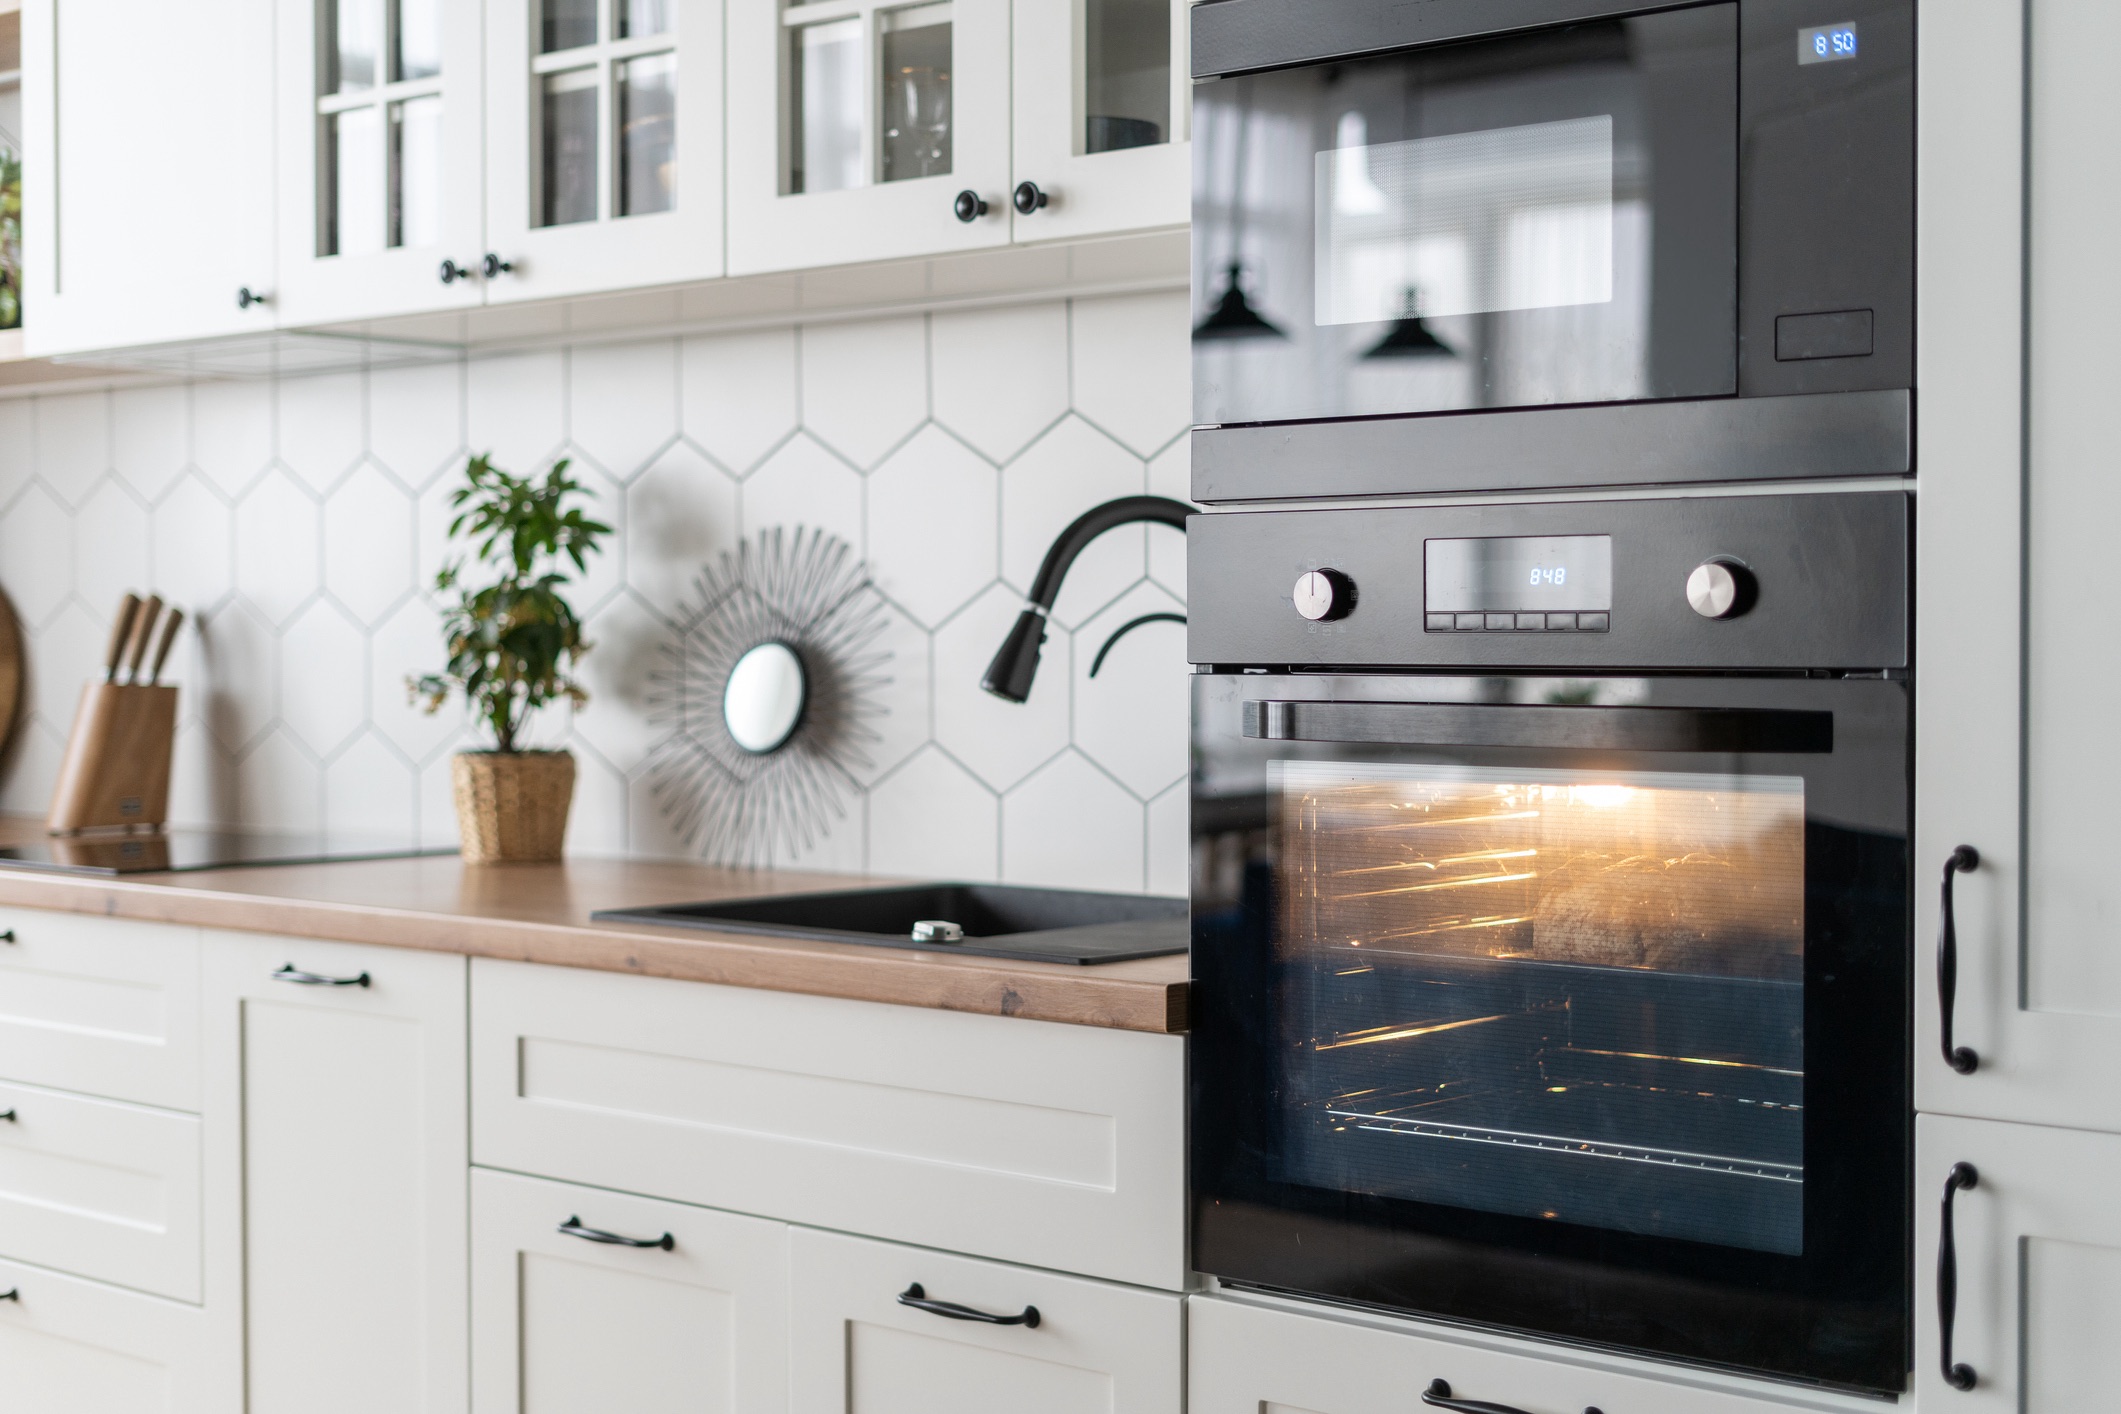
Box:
1189;0;1913;500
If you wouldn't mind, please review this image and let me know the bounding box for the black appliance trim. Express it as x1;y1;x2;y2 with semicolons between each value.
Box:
1193;0;1664;78
1192;390;1909;503
1242;699;1833;753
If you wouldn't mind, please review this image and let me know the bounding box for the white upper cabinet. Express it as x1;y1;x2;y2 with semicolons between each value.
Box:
1009;0;1187;243
273;0;486;324
484;0;726;301
21;0;277;355
727;0;1011;273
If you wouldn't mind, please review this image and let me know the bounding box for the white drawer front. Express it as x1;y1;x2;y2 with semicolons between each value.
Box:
0;910;200;1110
0;1078;201;1301
1189;1294;1886;1414
789;1227;1183;1414
471;1167;791;1414
471;959;1185;1289
0;1253;232;1414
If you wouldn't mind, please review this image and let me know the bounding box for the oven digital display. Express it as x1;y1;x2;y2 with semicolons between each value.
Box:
1426;535;1613;613
1797;21;1858;64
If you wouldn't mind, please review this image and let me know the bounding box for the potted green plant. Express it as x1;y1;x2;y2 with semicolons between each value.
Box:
411;453;612;863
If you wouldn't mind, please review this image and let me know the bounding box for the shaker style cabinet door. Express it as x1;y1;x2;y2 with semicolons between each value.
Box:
19;0;277;354
1008;0;1188;243
202;933;468;1414
483;0;725;301
1916;0;2121;1134
469;1168;790;1414
272;0;486;324
1915;1114;2121;1411
726;0;1011;273
0;1255;230;1414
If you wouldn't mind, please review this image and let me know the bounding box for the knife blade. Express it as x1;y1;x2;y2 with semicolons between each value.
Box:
122;595;163;684
104;594;141;683
146;607;186;685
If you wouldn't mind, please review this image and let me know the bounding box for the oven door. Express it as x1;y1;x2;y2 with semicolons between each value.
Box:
1192;3;1736;427
1190;672;1909;1393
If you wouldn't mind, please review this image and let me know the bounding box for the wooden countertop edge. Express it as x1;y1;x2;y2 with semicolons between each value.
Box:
0;870;1189;1035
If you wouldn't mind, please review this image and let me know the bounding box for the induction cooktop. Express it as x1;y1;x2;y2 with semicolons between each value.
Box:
0;828;450;876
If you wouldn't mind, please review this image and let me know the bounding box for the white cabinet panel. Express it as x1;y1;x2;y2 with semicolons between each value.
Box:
470;1167;789;1414
0;1078;200;1301
0;1256;233;1414
484;0;725;301
1915;1114;2121;1410
204;933;467;1414
21;0;276;354
470;958;1185;1290
789;1227;1181;1414
0;911;200;1111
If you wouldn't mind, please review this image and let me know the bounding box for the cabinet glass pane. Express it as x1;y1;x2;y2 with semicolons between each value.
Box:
880;3;951;183
396;0;442;80
787;18;863;195
542;0;597;54
619;0;673;38
540;67;599;225
1084;0;1166;153
329;0;382;91
619;53;677;215
324;106;385;256
391;96;442;246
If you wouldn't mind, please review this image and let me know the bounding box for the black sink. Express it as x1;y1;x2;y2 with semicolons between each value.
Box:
592;883;1189;965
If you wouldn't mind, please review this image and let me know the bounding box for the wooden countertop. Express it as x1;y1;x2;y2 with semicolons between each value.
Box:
0;836;1189;1034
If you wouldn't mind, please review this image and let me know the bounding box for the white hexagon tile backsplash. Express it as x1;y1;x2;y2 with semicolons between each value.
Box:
0;289;1194;893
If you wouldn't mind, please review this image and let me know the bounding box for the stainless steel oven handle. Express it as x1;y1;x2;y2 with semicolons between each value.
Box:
1937;846;1981;1074
1241;700;1833;754
1420;1378;1602;1414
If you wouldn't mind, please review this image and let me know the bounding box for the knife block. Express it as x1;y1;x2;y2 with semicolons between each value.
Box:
47;681;179;833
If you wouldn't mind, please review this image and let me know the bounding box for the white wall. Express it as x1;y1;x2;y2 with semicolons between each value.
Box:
0;291;1194;892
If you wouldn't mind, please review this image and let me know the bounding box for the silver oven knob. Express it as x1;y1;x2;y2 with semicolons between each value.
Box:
1293;569;1353;621
1686;558;1754;619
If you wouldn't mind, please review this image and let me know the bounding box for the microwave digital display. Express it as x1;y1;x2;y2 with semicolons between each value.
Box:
1426;535;1613;612
1797;22;1858;64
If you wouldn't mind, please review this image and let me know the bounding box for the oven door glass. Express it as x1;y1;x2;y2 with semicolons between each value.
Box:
1190;674;1909;1393
1193;5;1737;426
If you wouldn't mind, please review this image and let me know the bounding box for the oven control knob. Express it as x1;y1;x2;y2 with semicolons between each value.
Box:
1686;558;1754;619
1293;569;1354;622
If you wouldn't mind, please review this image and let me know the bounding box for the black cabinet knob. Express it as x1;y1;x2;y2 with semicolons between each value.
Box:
236;286;270;310
483;253;514;279
439;259;470;285
1013;180;1048;215
953;190;989;223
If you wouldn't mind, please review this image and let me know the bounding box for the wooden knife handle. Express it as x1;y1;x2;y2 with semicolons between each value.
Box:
147;608;186;685
122;596;163;683
104;594;141;683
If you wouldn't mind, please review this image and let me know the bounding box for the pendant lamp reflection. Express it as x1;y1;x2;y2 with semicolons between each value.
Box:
1193;262;1286;342
1362;287;1455;360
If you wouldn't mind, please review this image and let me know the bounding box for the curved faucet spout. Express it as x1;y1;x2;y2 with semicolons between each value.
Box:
980;495;1193;703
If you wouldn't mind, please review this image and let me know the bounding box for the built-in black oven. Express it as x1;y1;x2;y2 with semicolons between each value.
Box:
1186;491;1912;1393
1189;0;1914;500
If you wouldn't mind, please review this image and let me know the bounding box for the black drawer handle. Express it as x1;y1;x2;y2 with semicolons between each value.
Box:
1422;1378;1603;1414
897;1282;1040;1328
557;1216;673;1250
1938;1162;1979;1391
0;929;15;943
1938;845;1980;1074
0;1286;17;1301
271;964;371;988
0;1109;15;1122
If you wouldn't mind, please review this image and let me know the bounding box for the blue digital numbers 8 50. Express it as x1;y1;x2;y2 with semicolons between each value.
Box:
1797;22;1858;65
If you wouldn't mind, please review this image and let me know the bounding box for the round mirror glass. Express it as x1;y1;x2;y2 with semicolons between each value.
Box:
723;641;808;754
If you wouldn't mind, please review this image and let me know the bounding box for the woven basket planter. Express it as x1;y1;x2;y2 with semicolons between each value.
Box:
451;750;575;864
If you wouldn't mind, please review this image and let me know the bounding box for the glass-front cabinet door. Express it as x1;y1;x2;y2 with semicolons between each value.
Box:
485;0;724;301
275;0;485;324
1010;0;1188;243
726;0;1009;274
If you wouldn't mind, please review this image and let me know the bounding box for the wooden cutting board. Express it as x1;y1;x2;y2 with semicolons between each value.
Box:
0;588;20;757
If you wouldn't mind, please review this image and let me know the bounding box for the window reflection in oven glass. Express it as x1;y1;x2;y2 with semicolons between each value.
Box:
1277;761;1804;1255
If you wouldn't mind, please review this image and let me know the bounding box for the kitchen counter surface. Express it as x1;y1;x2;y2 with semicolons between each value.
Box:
0;830;1189;1033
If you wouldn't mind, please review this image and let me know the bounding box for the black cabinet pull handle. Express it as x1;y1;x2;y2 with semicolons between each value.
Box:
1;929;15;943
483;253;514;279
1938;845;1981;1074
557;1216;673;1250
953;189;988;222
271;964;371;988
897;1282;1039;1328
236;286;270;309
1013;180;1048;214
1938;1161;1979;1391
439;258;471;284
1420;1378;1602;1414
0;1109;15;1122
0;1287;17;1301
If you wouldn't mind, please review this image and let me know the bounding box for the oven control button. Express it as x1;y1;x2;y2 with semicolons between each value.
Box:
1686;558;1755;619
1293;569;1353;621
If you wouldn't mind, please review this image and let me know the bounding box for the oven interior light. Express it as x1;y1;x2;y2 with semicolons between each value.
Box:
1570;784;1636;808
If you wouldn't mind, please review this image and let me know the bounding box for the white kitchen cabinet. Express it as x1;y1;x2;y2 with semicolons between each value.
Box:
0;1255;232;1414
272;0;486;324
483;0;725;301
470;1167;790;1414
789;1226;1182;1414
0;910;201;1111
1915;0;2121;1134
1915;1113;2121;1411
19;0;277;355
203;932;467;1414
